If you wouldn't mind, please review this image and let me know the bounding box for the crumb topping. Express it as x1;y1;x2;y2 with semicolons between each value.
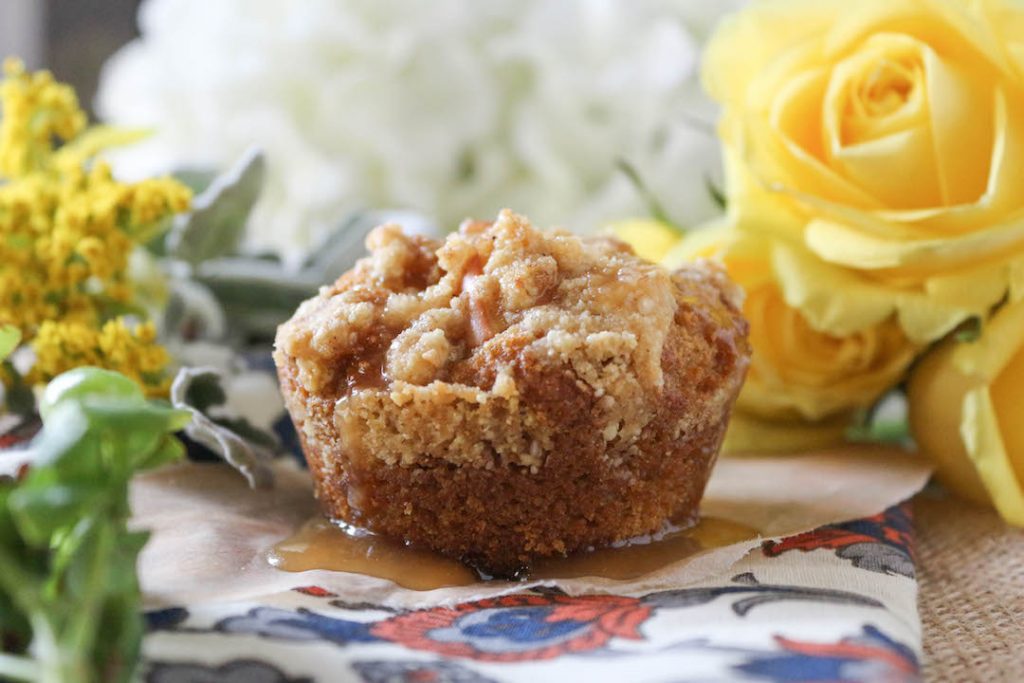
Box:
279;210;679;394
275;209;748;470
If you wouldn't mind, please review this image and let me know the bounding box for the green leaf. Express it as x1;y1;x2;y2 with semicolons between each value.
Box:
172;211;415;342
2;361;36;417
172;168;219;194
39;366;143;421
954;316;983;343
301;211;379;276
194;259;317;340
0;327;30;417
170;367;277;488
705;175;727;210
165;148;266;266
0;325;19;362
181;370;227;413
9;484;106;547
0;368;187;683
845;392;910;445
57;126;150;161
617;159;673;227
212;416;279;451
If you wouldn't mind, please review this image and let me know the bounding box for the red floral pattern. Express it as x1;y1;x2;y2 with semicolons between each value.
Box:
370;594;650;662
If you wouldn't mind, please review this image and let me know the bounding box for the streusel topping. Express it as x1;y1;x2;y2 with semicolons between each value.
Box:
276;209;745;470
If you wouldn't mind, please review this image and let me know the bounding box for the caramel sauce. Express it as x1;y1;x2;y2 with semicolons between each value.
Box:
268;516;758;591
346;359;387;390
344;347;388;390
269;519;477;590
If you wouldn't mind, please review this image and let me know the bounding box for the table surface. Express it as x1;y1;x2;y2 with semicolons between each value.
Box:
916;492;1024;682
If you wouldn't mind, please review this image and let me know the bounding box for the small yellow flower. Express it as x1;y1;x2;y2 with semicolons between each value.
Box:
30;318;171;396
0;61;191;396
0;58;85;178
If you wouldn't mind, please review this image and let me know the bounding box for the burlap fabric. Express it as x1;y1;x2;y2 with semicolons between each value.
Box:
916;490;1024;682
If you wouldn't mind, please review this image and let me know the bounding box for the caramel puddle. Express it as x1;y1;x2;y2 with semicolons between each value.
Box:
268;516;758;591
531;517;757;581
269;519;477;590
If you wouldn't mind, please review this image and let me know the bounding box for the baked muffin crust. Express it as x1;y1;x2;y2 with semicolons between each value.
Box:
275;210;749;574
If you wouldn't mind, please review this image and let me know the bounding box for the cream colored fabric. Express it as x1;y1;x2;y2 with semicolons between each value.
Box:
916;491;1024;682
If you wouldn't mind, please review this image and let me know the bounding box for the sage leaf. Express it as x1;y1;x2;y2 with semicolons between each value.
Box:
166;148;266;266
170;367;277;488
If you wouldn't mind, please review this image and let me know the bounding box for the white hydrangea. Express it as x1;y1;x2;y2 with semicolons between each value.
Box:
97;0;745;263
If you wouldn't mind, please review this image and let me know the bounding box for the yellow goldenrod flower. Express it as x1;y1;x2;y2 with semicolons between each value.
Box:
29;318;171;396
0;60;191;396
0;58;85;178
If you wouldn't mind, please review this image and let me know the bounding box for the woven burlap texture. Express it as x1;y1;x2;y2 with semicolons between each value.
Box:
916;491;1024;682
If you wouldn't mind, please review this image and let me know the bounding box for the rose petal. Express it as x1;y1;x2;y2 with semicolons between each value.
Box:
805;211;1024;271
962;388;1024;526
823;0;1009;75
702;0;843;105
834;129;942;209
749;115;882;210
908;339;991;505
770;240;1002;342
764;84;1022;240
820;34;944;208
824;33;930;148
772;67;831;163
871;87;1024;230
672;229;916;421
925;44;995;204
978;0;1024;80
912;292;1024;525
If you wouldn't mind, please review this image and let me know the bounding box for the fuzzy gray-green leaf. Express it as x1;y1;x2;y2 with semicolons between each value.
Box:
166;149;266;266
170;367;276;488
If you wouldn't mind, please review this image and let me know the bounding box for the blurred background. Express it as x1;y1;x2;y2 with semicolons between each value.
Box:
1;0;738;266
1;0;138;113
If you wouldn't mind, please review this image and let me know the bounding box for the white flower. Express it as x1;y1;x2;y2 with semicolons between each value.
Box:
98;0;744;263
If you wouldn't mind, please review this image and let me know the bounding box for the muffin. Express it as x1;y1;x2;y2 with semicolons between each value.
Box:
274;210;750;576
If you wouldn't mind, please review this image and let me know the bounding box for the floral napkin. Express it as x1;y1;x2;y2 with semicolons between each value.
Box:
141;504;920;683
129;414;930;683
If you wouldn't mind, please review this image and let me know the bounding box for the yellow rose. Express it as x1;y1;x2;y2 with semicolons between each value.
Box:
908;298;1024;525
607;219;682;263
705;0;1024;343
666;226;919;450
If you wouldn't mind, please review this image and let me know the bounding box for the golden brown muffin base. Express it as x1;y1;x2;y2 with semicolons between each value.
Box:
275;211;749;575
277;289;743;575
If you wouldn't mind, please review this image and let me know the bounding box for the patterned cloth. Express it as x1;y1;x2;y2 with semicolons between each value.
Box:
141;505;920;683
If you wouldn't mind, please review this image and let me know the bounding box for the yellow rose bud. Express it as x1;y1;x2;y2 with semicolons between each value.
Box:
669;226;918;448
607;219;682;263
908;298;1024;526
705;0;1024;343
